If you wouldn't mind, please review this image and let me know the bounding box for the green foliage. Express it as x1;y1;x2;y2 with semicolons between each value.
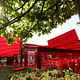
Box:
0;0;79;43
7;37;15;45
26;76;32;80
9;68;80;80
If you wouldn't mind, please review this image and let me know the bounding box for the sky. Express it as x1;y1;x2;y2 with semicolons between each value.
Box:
27;15;80;45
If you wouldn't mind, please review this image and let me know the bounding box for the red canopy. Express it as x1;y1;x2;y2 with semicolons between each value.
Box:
0;36;21;57
48;29;80;50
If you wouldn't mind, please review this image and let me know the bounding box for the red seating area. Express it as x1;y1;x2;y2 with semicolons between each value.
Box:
14;67;27;71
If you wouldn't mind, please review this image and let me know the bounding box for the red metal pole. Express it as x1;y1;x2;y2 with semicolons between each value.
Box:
20;42;22;66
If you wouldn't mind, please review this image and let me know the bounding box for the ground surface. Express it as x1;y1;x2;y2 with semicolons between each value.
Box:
0;66;20;80
1;66;80;80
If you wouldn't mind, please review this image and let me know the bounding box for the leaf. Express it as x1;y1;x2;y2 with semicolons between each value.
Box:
0;0;77;42
7;38;14;45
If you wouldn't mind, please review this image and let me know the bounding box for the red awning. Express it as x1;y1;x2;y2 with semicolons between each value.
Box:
48;29;78;48
0;36;21;57
48;29;80;50
55;41;80;50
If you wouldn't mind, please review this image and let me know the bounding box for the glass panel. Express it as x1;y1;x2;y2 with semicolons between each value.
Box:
42;56;45;60
79;57;80;60
28;56;35;61
28;51;36;54
47;55;52;59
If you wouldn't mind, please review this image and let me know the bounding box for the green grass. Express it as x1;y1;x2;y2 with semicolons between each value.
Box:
0;66;20;80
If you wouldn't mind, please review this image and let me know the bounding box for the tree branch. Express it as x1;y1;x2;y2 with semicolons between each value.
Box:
0;0;38;30
24;1;46;39
43;2;58;14
23;22;37;39
42;0;71;15
16;0;30;11
51;9;57;26
75;0;80;19
10;0;38;23
41;0;45;14
11;0;38;23
24;1;59;39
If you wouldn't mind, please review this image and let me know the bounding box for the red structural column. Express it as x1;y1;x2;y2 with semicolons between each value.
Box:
14;55;18;63
24;51;28;66
20;42;23;66
35;48;38;69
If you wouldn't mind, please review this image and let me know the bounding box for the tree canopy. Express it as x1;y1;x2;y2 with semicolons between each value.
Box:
0;0;79;43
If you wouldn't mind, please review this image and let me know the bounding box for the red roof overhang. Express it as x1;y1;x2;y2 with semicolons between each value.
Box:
0;36;21;57
23;43;50;48
55;40;80;50
48;29;80;50
48;29;78;47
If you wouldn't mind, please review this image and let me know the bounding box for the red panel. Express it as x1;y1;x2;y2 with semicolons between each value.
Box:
72;47;80;50
55;41;80;50
48;29;78;48
0;36;21;57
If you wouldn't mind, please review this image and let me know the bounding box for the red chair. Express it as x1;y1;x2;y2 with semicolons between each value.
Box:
1;63;4;67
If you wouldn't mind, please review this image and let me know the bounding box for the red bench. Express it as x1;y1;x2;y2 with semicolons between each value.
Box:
14;67;27;71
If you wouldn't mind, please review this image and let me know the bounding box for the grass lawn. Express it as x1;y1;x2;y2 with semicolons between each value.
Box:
0;66;20;80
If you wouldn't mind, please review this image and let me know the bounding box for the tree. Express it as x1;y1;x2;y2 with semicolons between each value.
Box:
0;0;79;43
